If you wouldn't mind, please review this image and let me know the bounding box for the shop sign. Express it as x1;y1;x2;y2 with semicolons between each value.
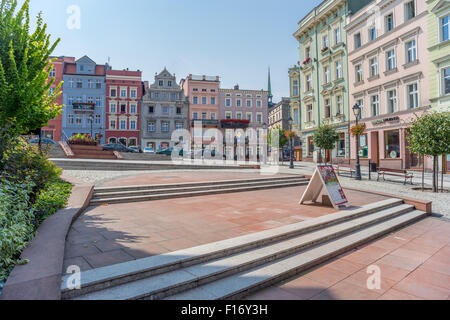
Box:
372;116;400;126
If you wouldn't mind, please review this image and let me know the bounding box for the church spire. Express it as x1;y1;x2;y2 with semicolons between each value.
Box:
268;67;274;107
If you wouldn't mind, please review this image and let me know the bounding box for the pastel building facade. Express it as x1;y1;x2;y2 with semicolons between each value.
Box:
105;69;143;148
141;69;189;150
293;0;369;162
41;56;75;141
288;65;302;135
345;0;431;170
61;56;109;144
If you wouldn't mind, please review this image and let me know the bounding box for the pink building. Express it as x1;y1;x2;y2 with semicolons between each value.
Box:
105;69;143;148
41;56;75;141
345;0;431;170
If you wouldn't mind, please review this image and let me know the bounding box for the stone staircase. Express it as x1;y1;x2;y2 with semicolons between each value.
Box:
61;198;427;300
69;145;118;160
90;176;310;205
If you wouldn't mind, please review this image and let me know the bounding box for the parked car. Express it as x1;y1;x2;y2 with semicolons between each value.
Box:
143;147;155;154
102;143;138;153
129;146;142;153
156;147;183;156
28;138;58;145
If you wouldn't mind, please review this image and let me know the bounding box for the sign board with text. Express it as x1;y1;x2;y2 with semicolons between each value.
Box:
300;165;349;210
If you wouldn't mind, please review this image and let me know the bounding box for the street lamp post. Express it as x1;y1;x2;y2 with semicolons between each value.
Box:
352;104;362;180
89;114;94;138
288;116;294;169
262;122;267;165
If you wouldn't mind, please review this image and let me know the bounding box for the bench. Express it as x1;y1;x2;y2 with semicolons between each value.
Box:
334;164;356;177
377;167;413;185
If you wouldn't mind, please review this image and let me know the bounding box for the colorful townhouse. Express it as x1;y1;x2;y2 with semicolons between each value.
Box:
293;0;371;162
288;65;301;136
140;68;189;150
345;0;431;170
427;0;450;172
61;56;110;144
41;56;75;141
180;74;220;146
105;69;143;148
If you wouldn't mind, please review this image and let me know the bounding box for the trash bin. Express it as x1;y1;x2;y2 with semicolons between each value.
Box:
370;162;377;172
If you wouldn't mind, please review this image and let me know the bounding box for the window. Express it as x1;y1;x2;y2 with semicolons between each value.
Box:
225;112;232;119
236;112;242;119
176;122;183;130
246;100;252;107
120;89;127;98
96;80;101;89
293;80;299;96
211;113;216;120
193;96;198;104
128;138;137;147
443;67;450;95
95;114;101;124
308;136;314;156
202;89;207;92
68;115;74;124
110;120;116;129
407;83;419;109
334;27;341;45
162;93;168;101
148;106;154;113
162;106;168;114
305;47;310;59
322;34;329;48
162;122;169;132
385;130;400;158
154;92;160;100
96;97;102;106
68;78;74;88
356;99;364;118
130;89;137;98
193;112;198;120
226;99;231;107
202;112;207;119
76;79;82;88
148;122;155;132
76;116;82;125
306;74;312;91
130;120;136;130
49;68;56;78
405;1;415;21
441;15;449;42
335;60;342;79
354;33;362;49
202;97;207;105
337;133;345;157
236;99;242;107
387;49;396;70
211;97;216;105
355;65;363;82
68;96;74;106
246;113;252;122
167;80;172;87
110;88;117;97
371;95;379;116
368;26;377;41
88;79;94;88
171;93;177;100
120;104;126;113
193;88;198;92
294;108;299;124
176;107;182;115
385;13;394;32
307;104;313;122
256;113;262;124
324;99;331;118
130;104;136;114
406;40;417;63
324;66;330;83
87;96;93;104
336;95;343;115
211;89;216;92
159;80;164;87
120;120;126;130
387;89;397;113
369;57;378;77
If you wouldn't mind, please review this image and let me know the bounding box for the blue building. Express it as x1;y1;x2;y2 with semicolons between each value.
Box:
62;56;110;143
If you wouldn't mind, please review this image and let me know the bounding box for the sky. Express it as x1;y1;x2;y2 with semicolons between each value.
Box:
22;0;322;102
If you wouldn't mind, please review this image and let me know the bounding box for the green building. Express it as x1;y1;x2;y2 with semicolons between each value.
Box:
292;0;370;161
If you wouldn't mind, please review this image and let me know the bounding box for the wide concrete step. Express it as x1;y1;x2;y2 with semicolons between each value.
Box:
89;180;310;205
72;155;118;160
93;177;308;198
69;204;422;300
61;198;404;299
166;210;426;300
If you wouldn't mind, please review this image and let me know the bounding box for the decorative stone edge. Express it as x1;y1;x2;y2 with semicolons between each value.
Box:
0;174;94;300
59;141;74;158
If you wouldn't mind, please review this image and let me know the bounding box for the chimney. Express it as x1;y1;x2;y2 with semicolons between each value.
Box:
234;84;239;90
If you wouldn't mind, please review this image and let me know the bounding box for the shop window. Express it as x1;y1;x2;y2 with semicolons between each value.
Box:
308;136;314;157
385;130;400;159
337;133;345;157
360;134;368;158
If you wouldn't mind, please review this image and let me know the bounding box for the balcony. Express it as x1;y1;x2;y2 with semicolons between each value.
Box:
220;119;250;129
72;102;95;114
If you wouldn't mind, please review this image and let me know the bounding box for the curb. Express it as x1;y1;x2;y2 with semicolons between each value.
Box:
0;174;94;300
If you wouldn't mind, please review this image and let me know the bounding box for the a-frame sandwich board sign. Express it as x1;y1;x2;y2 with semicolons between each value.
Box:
299;165;350;210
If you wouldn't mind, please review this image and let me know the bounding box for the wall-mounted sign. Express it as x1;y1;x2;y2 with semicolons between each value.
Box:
372;116;400;126
300;165;349;210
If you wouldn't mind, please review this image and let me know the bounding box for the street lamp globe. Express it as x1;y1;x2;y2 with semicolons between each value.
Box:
288;116;293;128
352;103;361;120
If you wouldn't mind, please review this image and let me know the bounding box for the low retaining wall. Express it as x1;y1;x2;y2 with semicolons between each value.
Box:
0;175;94;300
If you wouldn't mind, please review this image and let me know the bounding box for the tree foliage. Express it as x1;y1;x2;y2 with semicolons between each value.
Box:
268;128;288;148
313;123;340;152
0;0;61;136
406;111;450;157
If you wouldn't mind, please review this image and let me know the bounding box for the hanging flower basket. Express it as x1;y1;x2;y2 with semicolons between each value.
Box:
350;123;366;137
321;46;329;54
302;57;311;65
285;130;296;139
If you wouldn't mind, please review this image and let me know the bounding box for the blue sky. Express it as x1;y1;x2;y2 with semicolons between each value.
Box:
24;0;321;101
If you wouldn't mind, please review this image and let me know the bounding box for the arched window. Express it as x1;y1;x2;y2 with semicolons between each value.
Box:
119;137;127;146
109;137;117;144
128;138;137;147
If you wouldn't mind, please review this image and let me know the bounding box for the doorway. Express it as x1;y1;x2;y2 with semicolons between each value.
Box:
371;131;379;166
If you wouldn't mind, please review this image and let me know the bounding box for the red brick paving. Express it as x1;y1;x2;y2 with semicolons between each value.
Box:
246;217;450;300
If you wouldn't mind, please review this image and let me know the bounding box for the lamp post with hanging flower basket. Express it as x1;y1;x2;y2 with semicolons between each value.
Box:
351;104;364;180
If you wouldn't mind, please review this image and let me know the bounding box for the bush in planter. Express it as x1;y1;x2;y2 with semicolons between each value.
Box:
68;133;97;146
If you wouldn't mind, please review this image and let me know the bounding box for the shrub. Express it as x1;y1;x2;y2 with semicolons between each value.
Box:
32;178;72;224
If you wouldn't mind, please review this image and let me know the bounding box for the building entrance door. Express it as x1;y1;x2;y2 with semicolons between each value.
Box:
371;131;379;166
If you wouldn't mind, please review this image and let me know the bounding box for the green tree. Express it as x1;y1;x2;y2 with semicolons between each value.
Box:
0;0;61;138
313;123;339;164
267;128;288;162
406;111;450;193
